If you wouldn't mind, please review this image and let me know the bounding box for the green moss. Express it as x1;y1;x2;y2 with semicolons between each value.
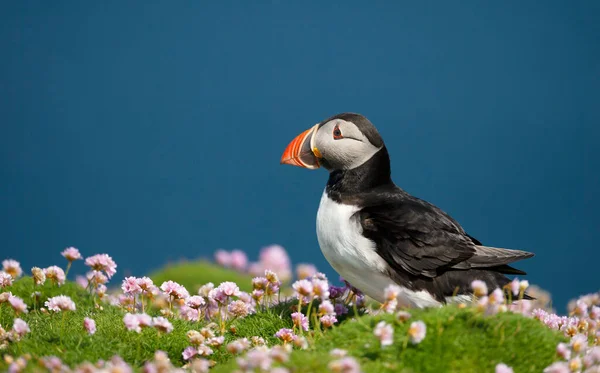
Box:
214;306;565;373
148;260;253;294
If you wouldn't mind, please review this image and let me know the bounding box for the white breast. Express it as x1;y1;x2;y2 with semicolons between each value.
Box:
315;190;441;308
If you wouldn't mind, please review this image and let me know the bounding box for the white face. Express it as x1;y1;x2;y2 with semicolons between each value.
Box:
313;119;383;171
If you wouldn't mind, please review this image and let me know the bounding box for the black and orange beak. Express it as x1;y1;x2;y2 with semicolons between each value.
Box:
280;124;321;169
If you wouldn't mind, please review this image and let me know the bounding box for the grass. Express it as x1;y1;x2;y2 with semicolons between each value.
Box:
0;275;294;370
148;260;254;294
215;306;565;373
0;262;566;372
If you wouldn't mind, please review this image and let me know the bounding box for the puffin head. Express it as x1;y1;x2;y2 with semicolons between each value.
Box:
280;113;385;171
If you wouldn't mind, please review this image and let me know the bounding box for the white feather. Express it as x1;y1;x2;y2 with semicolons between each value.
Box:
315;190;442;308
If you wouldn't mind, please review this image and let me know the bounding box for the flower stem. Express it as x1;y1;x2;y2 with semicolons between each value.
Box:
60;312;66;345
65;262;72;278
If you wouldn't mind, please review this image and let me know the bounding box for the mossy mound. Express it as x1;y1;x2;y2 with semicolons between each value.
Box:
148;260;253;294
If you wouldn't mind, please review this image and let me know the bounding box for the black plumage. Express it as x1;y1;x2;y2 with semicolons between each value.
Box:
323;116;534;302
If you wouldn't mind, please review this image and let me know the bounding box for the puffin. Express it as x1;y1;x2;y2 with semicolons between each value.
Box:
280;112;534;307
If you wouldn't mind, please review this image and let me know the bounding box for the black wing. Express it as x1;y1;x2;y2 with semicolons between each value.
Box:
359;194;533;278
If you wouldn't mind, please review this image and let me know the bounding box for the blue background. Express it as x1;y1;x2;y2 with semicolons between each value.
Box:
1;1;598;311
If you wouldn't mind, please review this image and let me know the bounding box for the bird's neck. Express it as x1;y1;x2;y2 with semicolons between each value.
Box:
326;146;393;200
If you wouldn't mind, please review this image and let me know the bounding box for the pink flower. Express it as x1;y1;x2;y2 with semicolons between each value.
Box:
238;348;273;371
86;270;108;286
590;306;600;321
84;317;96;335
396;311;412;322
152;317;173;333
227;338;251;354
189;358;211;373
31;267;46;286
217;281;241;297
160;280;189;299
197;345;213;356
44;266;66;286
61;247;82;262
330;349;347;358
45;295;76;312
319;300;335;316
12;318;30;337
186;295;205;309
76;275;89;288
571;333;587;353
230;250;248;271
9;295;28;314
408;320;427;344
2;259;22;278
296;264;318;280
274;328;296;343
121;276;142;296
123;313;141;333
179;305;200;322
265;270;280;284
509;279;520;296
320;314;338;328
207;336;225;347
228;300;250;317
384;284;401;300
489;288;505;305
584;346;600;367
136;277;156;293
383;298;398;313
556;342;570;360
328;357;361;373
252;277;268;290
495;363;514;373
292;279;313;301
292;312;309;331
569;357;582;372
214;250;232;267
374;321;394;347
312;279;330;300
41;357;65;371
250;244;292;282
471;280;488;297
137;313;153;327
182;346;198;360
0;272;13;288
84;254;117;278
545;360;569;371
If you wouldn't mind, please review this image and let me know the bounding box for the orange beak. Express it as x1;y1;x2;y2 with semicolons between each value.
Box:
280;124;321;169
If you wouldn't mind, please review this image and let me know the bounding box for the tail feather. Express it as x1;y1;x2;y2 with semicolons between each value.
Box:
467;245;534;268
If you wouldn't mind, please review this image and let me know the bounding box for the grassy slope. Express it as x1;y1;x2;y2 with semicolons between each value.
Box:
215;307;565;373
148;260;253;294
0;276;293;369
1;263;565;372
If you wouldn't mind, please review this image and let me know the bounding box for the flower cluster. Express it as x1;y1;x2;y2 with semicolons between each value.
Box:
45;295;76;312
182;327;226;361
123;312;173;334
530;291;600;373
215;245;294;284
2;259;22;279
0;318;30;350
215;249;248;271
251;270;281;307
84;253;117;279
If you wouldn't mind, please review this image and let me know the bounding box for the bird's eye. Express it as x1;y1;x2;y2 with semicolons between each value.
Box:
333;125;343;140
